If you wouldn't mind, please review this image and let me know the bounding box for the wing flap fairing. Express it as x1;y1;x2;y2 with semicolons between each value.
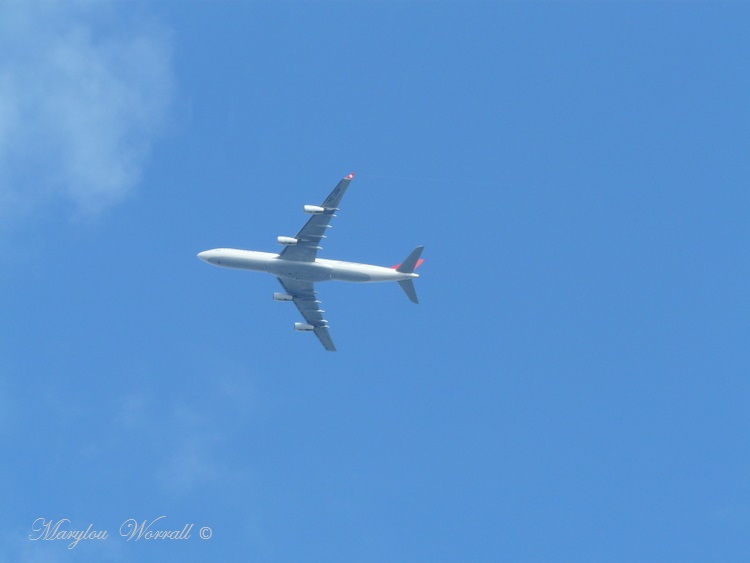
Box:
277;277;337;351
278;174;354;263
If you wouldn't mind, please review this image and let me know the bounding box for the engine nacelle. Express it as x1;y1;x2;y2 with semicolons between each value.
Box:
303;205;326;214
273;292;294;302
277;236;298;245
294;322;315;332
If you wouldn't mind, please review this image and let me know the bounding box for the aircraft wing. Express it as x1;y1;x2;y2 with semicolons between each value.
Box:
277;278;336;351
279;173;354;262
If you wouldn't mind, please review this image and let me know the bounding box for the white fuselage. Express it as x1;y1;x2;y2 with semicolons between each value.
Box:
197;248;418;283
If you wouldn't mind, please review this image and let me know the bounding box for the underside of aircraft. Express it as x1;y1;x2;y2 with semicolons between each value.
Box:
198;173;424;350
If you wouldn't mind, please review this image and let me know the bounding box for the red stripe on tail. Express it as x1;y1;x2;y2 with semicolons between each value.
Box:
391;258;424;270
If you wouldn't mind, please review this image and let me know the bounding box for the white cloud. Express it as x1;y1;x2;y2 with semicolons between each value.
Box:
154;380;259;495
114;373;259;496
0;1;173;219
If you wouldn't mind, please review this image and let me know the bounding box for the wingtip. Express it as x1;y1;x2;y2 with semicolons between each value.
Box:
345;173;355;180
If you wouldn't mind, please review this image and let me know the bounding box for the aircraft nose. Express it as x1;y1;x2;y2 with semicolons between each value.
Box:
197;250;211;263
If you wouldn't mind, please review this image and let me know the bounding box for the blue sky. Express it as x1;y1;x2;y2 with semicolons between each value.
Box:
2;1;749;561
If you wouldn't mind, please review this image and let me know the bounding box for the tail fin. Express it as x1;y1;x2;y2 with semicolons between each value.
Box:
395;246;424;274
398;279;419;304
395;246;424;304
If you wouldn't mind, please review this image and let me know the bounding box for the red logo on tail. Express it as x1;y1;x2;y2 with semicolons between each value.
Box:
391;258;425;270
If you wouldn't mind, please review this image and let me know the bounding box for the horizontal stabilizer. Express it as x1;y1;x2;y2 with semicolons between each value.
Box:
398;279;419;304
395;246;425;274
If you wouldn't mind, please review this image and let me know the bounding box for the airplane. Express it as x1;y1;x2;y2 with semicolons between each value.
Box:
197;173;424;351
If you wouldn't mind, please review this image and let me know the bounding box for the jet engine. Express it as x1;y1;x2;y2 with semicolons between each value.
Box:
273;293;294;302
303;205;325;214
294;323;315;331
277;236;298;245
